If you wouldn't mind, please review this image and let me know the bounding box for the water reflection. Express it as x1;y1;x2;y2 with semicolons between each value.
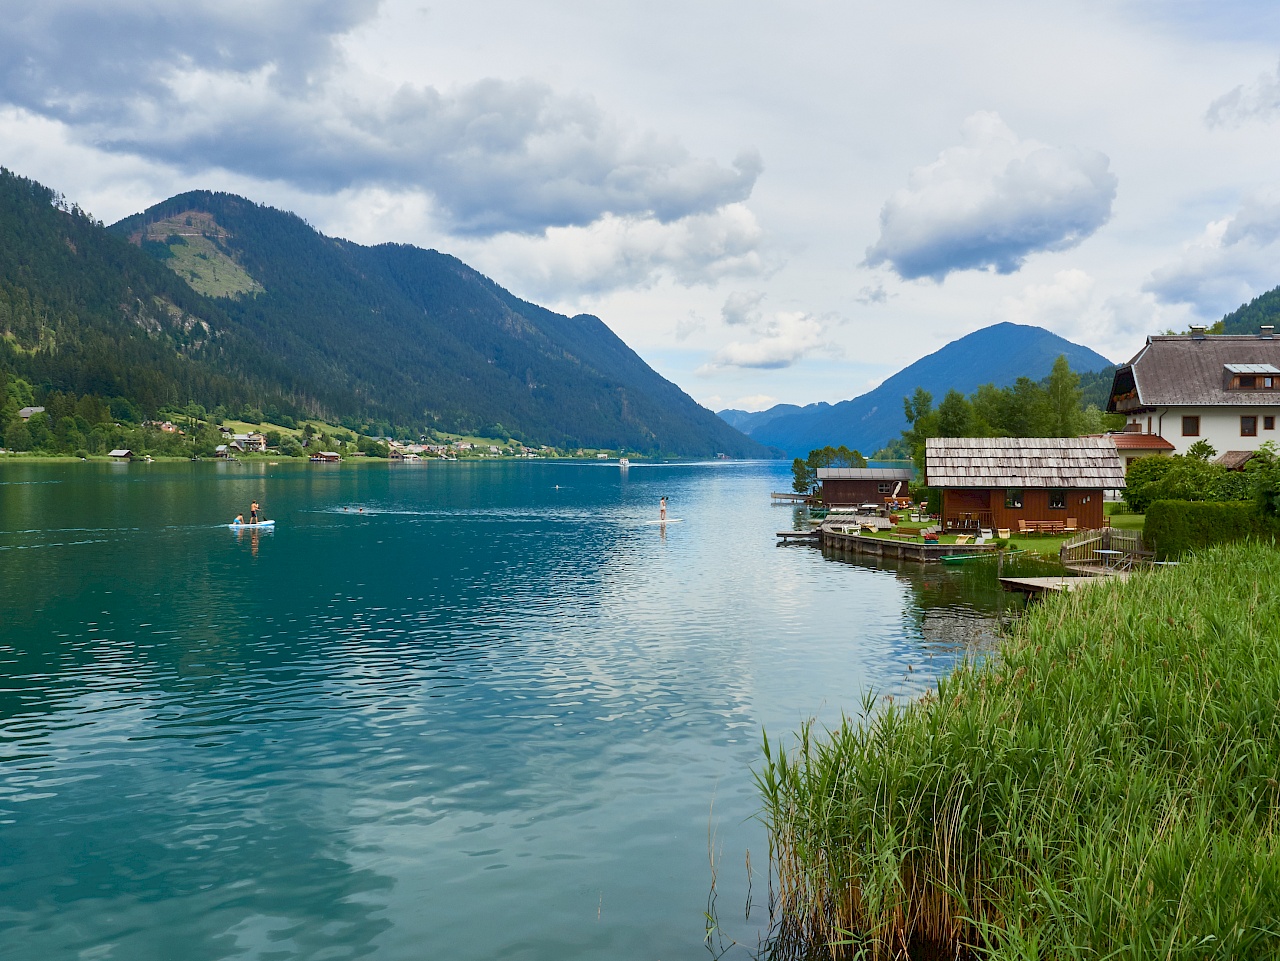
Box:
0;460;1013;961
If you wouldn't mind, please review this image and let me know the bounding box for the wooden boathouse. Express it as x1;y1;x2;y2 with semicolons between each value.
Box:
925;437;1125;532
817;467;914;507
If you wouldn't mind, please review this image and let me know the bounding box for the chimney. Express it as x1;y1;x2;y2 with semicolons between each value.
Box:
1189;324;1207;340
1262;325;1275;339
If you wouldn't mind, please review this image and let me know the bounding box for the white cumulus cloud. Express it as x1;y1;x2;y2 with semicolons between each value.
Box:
864;111;1116;281
698;311;826;371
462;203;766;298
1145;192;1280;317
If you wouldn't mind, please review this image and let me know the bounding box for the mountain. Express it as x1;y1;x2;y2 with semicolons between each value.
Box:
716;403;806;434
1219;285;1280;335
720;323;1114;457
0;168;766;456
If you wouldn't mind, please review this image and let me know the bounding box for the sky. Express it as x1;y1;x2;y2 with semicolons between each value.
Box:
5;0;1280;412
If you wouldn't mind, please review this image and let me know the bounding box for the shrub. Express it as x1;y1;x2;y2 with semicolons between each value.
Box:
1144;499;1279;558
758;543;1280;959
1125;455;1252;513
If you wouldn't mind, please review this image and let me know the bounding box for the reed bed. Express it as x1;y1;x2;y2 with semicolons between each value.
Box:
757;542;1280;960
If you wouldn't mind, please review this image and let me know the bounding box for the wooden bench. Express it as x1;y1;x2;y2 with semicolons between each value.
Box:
1019;520;1066;535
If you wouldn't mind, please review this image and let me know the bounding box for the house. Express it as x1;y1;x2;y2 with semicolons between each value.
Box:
214;444;231;457
108;449;134;460
17;406;44;420
816;467;914;507
925;437;1125;532
1081;429;1176;469
1107;327;1280;456
1215;450;1257;471
309;451;342;463
230;433;267;452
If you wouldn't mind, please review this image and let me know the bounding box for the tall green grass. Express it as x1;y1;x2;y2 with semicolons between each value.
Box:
757;542;1280;959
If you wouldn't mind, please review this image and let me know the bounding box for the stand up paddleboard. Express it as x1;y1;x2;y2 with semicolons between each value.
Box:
228;520;275;529
644;518;683;525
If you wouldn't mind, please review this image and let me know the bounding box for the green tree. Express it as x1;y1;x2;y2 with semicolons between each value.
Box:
936;389;973;437
1044;355;1083;436
1186;439;1217;461
1249;442;1280;517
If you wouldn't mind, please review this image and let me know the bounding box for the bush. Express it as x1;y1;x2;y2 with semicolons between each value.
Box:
1125;455;1252;513
1144;499;1279;558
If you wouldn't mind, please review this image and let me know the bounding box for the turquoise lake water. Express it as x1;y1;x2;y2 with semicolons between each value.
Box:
0;459;1013;960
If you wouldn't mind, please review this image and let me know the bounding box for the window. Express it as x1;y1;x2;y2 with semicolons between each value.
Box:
1266;416;1276;431
1004;489;1023;509
1240;375;1257;388
877;482;893;494
1048;490;1066;510
1182;415;1200;437
1267;377;1275;388
1242;415;1258;437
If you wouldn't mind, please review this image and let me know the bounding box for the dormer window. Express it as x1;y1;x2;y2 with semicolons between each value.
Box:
1225;363;1280;389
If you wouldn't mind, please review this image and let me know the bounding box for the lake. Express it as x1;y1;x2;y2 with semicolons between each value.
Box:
0;459;1015;960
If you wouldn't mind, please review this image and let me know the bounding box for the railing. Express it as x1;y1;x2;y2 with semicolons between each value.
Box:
1060;528;1146;569
943;511;994;531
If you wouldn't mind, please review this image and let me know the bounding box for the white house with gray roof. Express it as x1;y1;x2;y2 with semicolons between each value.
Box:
1107;328;1280;457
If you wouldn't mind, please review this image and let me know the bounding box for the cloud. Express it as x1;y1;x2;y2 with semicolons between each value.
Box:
998;269;1175;360
464;203;765;297
1206;60;1280;126
674;312;705;342
698;311;826;371
720;290;765;326
864;112;1116;281
0;0;761;237
855;284;889;305
731;394;779;411
1144;192;1280;316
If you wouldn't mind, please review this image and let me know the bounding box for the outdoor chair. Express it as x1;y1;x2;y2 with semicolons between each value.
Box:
1064;518;1078;532
954;534;973;545
997;528;1011;539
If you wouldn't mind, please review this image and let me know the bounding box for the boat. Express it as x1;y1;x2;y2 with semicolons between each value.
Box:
940;549;1024;564
618;457;630;467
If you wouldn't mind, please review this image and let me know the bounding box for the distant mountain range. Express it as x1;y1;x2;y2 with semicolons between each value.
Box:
719;323;1114;457
0;169;766;456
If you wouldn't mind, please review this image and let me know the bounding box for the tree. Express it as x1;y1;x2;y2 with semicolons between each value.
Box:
1249;442;1280;517
792;445;868;495
1044;355;1083;436
1186;439;1217;461
936;389;973;437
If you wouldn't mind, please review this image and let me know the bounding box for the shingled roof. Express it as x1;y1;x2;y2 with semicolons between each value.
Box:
1110;334;1280;409
816;467;913;480
925;437;1126;489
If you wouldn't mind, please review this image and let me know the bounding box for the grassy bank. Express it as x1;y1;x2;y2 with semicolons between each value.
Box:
758;542;1280;959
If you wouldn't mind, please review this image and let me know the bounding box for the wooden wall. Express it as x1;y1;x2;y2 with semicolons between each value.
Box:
941;488;1106;530
821;478;908;506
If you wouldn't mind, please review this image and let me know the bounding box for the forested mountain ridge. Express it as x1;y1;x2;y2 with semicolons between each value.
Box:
110;190;765;455
0;168;765;455
718;323;1114;457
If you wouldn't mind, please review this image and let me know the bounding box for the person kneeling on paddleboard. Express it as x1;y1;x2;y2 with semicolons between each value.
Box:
233;514;244;525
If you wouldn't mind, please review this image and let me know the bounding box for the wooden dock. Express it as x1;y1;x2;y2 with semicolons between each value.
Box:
776;530;820;543
771;491;811;505
819;528;995;562
998;571;1130;597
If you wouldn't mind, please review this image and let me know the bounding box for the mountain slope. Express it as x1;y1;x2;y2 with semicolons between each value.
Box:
109;191;766;455
722;323;1113;457
1219;285;1280;335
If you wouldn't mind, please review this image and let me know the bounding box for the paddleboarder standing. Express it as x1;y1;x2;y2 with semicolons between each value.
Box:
659;496;667;522
250;501;260;524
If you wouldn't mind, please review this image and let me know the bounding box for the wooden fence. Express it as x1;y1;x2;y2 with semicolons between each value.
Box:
1060;528;1148;570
